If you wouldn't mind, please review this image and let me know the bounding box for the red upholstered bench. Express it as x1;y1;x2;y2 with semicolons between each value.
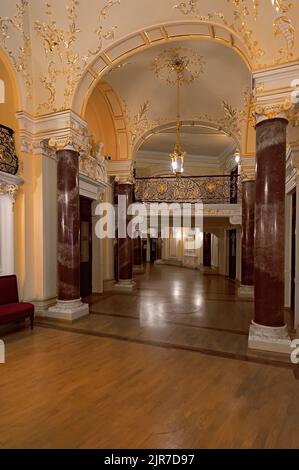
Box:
0;275;34;329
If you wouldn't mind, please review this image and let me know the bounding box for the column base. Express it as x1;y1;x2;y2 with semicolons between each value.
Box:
154;259;164;265
47;299;89;322
133;265;145;274
238;285;254;299
248;322;292;354
113;279;136;292
31;297;57;317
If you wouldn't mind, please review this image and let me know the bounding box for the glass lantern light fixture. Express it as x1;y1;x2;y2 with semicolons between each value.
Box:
170;59;186;177
234;149;241;165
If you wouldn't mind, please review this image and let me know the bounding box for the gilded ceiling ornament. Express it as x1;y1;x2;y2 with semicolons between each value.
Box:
192;91;250;145
173;0;201;15
173;1;265;62
125;100;151;146
271;0;293;13
151;47;205;85
0;0;32;99
273;15;295;59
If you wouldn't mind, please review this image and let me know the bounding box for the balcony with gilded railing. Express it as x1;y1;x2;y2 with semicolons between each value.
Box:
134;174;241;205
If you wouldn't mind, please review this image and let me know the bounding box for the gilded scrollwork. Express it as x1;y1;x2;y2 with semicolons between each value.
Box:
172;0;265;62
124;100;152;148
0;0;32;99
193;91;251;142
173;1;201;16
273;14;295;60
35;0;121;114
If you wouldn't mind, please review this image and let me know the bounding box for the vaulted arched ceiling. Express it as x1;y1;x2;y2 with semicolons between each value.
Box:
0;0;298;114
98;38;251;171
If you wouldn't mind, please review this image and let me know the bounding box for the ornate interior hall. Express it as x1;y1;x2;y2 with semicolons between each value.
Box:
1;0;299;450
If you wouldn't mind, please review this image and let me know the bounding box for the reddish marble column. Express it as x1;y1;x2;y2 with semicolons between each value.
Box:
254;118;287;328
57;149;80;300
48;148;89;320
117;183;135;287
240;180;255;288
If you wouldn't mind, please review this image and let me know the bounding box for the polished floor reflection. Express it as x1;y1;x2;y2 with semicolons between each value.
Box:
1;265;298;449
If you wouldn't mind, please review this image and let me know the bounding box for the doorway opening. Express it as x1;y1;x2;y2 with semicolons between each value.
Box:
80;196;93;298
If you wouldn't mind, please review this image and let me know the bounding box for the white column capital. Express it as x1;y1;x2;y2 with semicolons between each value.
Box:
253;100;293;125
0;171;23;203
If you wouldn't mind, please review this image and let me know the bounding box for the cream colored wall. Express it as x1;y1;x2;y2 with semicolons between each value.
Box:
136;162;224;178
211;234;219;268
15;152;57;303
85;87;118;161
0;59;18;133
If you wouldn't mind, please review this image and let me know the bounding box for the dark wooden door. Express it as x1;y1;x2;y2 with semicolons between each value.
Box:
229;229;237;280
150;238;157;263
80;196;92;298
291;191;296;319
203;233;212;267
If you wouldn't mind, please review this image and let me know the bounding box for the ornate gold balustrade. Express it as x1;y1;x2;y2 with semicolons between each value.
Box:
134;175;240;204
0;125;19;175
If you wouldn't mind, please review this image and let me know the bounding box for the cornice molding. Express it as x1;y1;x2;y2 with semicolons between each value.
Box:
107;159;134;181
16;110;88;154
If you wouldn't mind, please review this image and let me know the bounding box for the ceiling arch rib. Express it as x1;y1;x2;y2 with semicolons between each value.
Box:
134;120;240;157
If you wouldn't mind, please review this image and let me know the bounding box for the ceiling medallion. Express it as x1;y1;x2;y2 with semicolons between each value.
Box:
152;48;205;176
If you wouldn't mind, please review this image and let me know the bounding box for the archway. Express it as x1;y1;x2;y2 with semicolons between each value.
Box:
73;20;252;117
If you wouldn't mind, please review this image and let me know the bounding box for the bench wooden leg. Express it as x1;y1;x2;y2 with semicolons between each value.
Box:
30;314;34;330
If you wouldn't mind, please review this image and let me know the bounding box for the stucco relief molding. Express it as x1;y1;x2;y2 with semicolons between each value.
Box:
79;151;108;185
108;160;135;183
16;110;89;155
